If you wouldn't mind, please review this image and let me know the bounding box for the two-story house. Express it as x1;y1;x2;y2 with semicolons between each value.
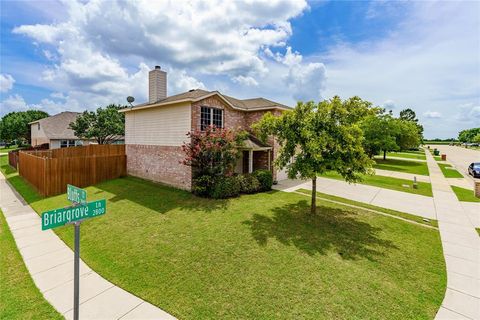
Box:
120;66;291;190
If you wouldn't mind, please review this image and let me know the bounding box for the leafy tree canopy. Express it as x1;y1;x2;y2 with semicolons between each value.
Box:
0;110;49;145
69;104;125;144
399;108;424;141
458;128;480;142
254;96;374;214
361;111;400;159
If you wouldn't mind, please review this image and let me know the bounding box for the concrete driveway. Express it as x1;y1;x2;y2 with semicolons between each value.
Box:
428;145;480;183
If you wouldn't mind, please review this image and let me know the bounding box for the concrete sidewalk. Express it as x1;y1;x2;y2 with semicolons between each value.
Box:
274;177;437;219
0;173;175;320
424;151;480;319
374;168;430;183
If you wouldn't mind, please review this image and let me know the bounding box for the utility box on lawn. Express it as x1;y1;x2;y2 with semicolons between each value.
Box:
475;181;480;198
441;154;446;161
433;149;440;156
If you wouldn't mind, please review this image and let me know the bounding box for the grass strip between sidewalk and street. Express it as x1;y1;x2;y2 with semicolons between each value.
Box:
373;158;429;176
385;151;426;160
0;209;63;320
437;163;464;178
451;185;480;202
296;189;438;228
319;171;433;197
476;228;480;236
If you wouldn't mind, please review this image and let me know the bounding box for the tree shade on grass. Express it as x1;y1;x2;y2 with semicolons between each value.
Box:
0;159;446;319
373;158;429;176
451;186;480;202
0;210;63;320
319;171;433;197
437;163;464;178
385;151;426;160
296;189;437;227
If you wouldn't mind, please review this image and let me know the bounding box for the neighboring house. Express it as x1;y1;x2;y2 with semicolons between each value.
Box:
121;66;291;190
29;111;124;149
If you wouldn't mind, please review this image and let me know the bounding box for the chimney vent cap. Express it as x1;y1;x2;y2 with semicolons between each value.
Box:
155;65;161;70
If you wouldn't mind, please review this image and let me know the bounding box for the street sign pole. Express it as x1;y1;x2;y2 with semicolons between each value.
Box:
73;220;80;320
41;185;106;320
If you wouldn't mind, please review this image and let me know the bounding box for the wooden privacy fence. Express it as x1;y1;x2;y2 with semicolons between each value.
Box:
19;145;126;196
8;150;19;169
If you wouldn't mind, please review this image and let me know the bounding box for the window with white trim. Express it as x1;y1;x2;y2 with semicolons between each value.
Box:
60;140;76;148
200;106;223;130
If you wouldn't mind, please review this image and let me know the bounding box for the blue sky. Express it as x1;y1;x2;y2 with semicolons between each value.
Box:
1;0;479;138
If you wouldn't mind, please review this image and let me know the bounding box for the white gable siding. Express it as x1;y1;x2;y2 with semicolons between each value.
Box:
125;102;191;146
30;123;49;146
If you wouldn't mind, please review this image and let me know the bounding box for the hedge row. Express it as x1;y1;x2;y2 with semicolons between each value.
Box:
193;169;273;199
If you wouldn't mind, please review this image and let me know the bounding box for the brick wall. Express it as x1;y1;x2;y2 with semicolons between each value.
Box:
126;144;191;190
191;96;247;131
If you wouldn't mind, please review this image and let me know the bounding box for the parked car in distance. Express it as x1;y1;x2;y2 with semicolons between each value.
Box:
468;163;480;178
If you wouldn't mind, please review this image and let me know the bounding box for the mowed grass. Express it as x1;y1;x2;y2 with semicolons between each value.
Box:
451;186;480;202
320;171;433;197
0;157;446;319
0;145;20;153
297;189;437;228
386;151;426;160
374;158;429;176
437;163;464;178
0;209;63;320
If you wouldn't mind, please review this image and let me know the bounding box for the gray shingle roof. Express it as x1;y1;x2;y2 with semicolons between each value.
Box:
30;112;82;140
125;89;291;112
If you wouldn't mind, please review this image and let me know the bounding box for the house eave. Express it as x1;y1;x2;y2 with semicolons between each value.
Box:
119;92;290;113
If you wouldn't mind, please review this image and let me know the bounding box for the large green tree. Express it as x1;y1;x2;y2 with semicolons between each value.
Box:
396;119;421;150
399;108;424;142
69;104;125;144
458;128;480;143
254;96;374;214
361;111;400;160
0;110;49;145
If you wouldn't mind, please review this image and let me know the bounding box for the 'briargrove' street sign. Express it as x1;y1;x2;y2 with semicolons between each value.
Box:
41;184;105;320
41;199;106;230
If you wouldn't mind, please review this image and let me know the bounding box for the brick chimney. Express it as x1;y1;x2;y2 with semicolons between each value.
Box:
149;66;167;103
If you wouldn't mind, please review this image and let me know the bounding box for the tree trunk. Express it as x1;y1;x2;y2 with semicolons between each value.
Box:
383;150;386;160
311;177;317;215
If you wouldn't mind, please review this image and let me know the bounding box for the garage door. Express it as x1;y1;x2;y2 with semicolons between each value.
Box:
276;167;288;181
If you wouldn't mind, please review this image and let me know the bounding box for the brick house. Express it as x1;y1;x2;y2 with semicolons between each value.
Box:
120;66;291;190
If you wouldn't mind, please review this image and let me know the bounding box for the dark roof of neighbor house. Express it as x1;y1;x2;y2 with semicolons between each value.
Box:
29;111;82;140
120;89;291;113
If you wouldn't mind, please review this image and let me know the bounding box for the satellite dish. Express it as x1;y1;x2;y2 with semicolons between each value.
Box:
126;96;135;103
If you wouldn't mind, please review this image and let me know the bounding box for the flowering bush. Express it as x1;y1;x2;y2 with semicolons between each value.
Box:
182;126;247;197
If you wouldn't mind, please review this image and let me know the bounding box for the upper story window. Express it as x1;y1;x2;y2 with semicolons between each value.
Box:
200;106;223;130
37;123;40;130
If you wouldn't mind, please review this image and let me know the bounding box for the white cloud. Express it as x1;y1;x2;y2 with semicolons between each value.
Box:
322;1;480;138
456;103;480;122
382;100;396;110
423;111;442;119
1;94;29;113
0;74;15;93
232;75;259;87
10;0;318;113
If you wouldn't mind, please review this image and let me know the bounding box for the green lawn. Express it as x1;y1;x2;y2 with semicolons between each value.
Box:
0;145;20;153
0;209;63;320
385;151;426;160
297;189;437;227
0;157;446;319
451;186;480;202
476;228;480;236
437;163;464;178
374;158;429;176
320;171;433;197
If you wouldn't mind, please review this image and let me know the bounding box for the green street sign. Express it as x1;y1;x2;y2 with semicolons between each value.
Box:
67;184;87;205
41;199;106;230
